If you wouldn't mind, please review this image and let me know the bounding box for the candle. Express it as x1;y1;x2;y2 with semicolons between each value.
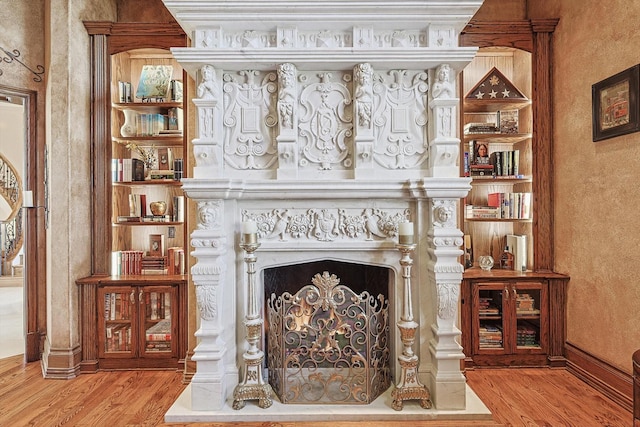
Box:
22;190;34;208
242;220;258;244
242;220;258;234
398;221;414;245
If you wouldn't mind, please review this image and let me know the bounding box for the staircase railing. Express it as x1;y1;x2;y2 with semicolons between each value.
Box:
0;154;23;266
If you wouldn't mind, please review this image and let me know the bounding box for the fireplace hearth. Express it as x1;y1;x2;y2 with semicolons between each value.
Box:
162;0;487;421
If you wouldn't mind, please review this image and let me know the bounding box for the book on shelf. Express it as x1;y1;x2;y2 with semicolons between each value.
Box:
167;247;186;275
112;158;144;182
507;234;528;272
148;169;175;180
172;196;185;222
141;215;170;223
170;79;183;102
118;81;133;103
498;109;519;134
466;205;501;219
128;194;147;218
111;250;144;276
166;107;183;131
486;192;531;219
469;140;491;165
172;158;183;181
489;150;520;177
135;65;173;101
464;122;500;134
157;147;174;170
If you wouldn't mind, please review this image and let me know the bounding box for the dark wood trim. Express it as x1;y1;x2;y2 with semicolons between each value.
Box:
565;341;633;412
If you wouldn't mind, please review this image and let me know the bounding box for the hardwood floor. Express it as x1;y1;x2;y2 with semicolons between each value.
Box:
0;355;631;426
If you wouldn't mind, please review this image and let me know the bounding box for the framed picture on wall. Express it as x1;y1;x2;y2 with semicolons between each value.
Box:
592;64;640;141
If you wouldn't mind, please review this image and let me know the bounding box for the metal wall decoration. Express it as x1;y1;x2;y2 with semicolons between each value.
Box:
0;47;45;82
267;271;390;404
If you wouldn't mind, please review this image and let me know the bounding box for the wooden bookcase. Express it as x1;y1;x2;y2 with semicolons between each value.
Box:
77;22;189;372
458;20;569;368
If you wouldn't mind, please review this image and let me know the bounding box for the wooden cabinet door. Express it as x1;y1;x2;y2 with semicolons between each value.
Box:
510;281;548;355
472;282;508;355
98;285;137;359
139;285;178;359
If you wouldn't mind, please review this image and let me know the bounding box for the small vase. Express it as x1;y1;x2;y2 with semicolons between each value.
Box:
149;201;167;216
120;109;137;137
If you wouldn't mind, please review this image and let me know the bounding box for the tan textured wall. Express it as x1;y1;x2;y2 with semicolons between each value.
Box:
529;0;640;374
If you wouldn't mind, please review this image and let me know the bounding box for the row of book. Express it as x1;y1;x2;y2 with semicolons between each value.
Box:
110;247;186;276
112;158;145;182
487;192;532;219
123;108;183;137
105;325;131;352
117;75;183;103
104;292;132;321
144;291;171;321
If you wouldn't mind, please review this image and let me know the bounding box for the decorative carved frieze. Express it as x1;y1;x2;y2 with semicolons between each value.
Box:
436;282;459;320
241;207;410;242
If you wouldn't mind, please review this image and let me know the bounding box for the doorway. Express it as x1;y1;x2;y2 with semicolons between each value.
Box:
0;84;44;362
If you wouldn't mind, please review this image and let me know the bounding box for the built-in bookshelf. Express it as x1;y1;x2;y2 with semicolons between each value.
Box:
78;22;188;373
458;20;569;369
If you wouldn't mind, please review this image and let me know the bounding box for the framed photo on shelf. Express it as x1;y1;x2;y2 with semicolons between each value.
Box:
592;64;640;141
149;234;165;257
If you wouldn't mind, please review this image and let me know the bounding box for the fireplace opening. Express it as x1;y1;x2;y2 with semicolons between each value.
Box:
264;260;392;404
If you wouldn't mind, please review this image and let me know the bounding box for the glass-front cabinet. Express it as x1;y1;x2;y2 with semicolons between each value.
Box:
472;281;547;356
97;283;181;369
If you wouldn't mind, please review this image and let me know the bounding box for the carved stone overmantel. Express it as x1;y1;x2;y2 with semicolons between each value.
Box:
162;0;483;419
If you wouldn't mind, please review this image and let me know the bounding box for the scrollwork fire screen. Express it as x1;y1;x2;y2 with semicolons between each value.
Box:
267;271;390;404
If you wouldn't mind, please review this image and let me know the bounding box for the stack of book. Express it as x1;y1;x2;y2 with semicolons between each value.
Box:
479;324;503;348
466;205;501;219
517;324;539;347
141;256;167;275
464;122;499;134
516;293;540;316
479;297;500;316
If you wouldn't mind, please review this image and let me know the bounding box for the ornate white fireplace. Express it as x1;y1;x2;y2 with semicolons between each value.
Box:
163;0;486;421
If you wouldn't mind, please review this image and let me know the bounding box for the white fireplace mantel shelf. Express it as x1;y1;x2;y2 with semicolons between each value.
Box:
181;178;472;201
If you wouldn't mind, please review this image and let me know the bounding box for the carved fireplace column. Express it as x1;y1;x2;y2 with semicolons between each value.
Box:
423;64;468;409
190;201;230;411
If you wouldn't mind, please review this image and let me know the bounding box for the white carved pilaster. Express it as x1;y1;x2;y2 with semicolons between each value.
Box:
425;197;466;409
276;63;299;179
353;63;375;177
429;63;460;178
190;200;230;410
193;64;223;178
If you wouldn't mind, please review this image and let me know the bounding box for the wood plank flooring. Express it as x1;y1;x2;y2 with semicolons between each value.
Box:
0;355;631;426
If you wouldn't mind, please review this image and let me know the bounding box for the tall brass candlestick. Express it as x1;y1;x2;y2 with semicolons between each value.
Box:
391;242;432;411
232;237;273;410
